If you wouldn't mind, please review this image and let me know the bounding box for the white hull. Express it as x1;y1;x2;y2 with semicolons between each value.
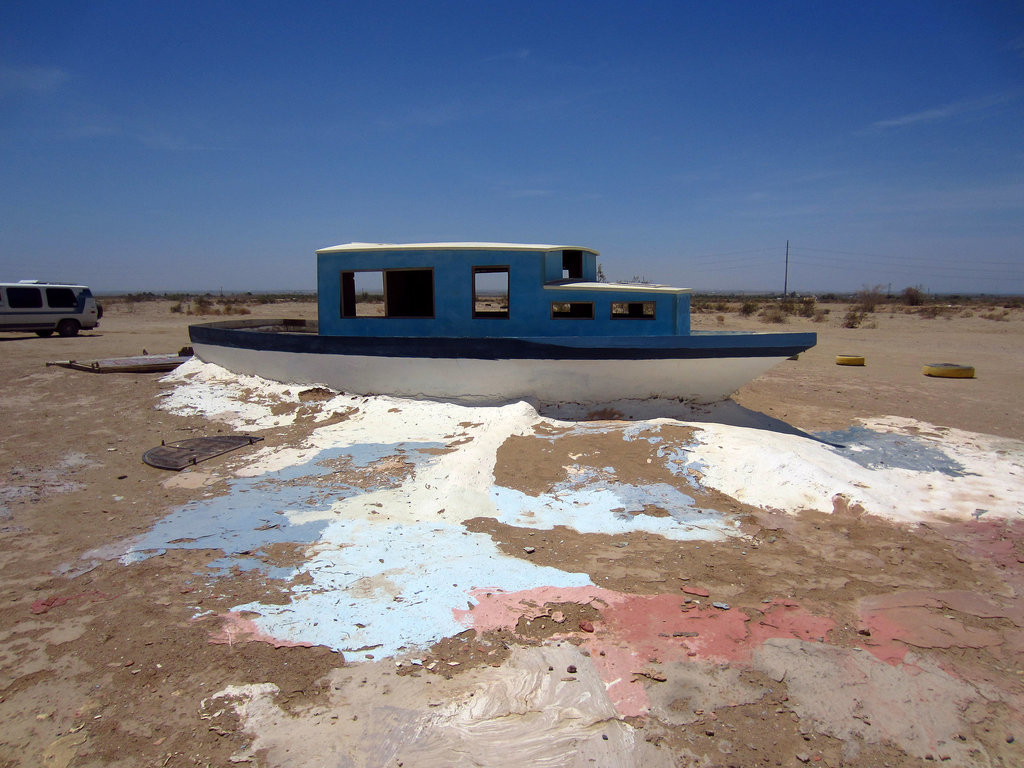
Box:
192;342;787;403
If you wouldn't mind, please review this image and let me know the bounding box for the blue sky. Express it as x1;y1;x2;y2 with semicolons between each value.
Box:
2;1;1022;293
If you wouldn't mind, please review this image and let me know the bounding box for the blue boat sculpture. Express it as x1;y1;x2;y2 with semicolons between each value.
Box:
188;242;816;403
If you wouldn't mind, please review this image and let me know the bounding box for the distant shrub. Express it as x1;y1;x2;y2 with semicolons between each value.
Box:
855;285;885;313
797;297;816;317
900;286;924;306
739;299;759;316
169;302;183;313
981;309;1009;321
917;305;946;319
812;309;828;323
842;309;864;328
716;314;725;325
759;305;787;324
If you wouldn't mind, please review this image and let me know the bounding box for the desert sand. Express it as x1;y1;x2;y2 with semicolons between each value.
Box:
1;298;1023;767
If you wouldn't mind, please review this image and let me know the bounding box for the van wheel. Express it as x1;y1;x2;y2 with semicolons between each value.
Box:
57;319;80;337
35;329;54;337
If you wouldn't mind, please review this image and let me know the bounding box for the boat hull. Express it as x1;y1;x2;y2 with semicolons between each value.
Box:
189;319;815;403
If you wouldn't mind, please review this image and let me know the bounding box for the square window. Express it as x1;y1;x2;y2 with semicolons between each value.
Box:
340;271;384;317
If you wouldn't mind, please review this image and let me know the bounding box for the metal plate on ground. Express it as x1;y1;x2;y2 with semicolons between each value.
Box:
143;435;264;471
47;353;191;373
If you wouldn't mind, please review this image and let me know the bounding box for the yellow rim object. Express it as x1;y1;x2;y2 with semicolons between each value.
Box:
923;363;975;378
835;354;865;366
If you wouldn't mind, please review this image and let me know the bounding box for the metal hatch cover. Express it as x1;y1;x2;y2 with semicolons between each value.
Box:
143;435;264;471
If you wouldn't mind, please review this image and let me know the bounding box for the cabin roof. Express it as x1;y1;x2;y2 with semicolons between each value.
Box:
317;241;600;255
544;280;690;294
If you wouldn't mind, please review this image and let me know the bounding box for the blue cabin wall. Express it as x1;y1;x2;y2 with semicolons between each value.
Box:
316;247;690;338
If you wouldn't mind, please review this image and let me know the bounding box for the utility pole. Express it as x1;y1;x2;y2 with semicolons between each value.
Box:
783;240;789;297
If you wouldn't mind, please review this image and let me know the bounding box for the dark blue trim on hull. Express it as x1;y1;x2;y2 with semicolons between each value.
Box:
189;319;816;361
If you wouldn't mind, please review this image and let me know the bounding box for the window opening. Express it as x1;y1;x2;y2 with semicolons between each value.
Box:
551;301;593;319
385;269;434;317
561;250;583;279
340;269;434;318
7;287;43;309
341;271;384;317
473;266;509;318
46;287;77;308
611;301;656;319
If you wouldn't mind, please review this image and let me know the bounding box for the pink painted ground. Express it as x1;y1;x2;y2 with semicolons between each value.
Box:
458;586;834;715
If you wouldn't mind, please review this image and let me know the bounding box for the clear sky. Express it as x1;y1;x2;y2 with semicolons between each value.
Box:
2;1;1022;294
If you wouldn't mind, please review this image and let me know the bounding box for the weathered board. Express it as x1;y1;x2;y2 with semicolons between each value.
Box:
142;435;264;471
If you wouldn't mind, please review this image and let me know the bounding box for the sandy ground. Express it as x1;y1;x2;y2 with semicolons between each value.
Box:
1;298;1023;767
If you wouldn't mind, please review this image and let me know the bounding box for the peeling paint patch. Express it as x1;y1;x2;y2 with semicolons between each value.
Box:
121;442;442;574
229;519;592;657
491;481;733;540
817;425;970;475
457;586;835;716
753;639;983;763
693;418;1024;522
207;646;679;767
857;590;1017;665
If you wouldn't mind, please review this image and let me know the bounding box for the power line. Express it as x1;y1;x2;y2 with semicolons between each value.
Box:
792;246;1022;269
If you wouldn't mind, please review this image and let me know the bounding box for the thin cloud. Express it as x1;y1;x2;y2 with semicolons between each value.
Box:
504;188;554;199
0;64;69;94
375;101;467;130
869;93;1016;131
483;48;531;63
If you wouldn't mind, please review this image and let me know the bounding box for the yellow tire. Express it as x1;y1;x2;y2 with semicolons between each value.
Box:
923;363;975;378
836;354;865;366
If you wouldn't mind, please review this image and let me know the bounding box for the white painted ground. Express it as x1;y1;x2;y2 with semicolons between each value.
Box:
142;360;1024;659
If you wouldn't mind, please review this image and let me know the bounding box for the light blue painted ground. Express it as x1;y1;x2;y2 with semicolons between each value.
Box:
121;441;444;574
491;477;728;540
122;416;733;656
232;519;593;655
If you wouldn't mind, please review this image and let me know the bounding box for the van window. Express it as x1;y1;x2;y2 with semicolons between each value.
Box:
7;287;43;308
46;287;77;308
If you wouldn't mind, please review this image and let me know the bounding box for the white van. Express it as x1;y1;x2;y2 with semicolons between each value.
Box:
0;281;102;337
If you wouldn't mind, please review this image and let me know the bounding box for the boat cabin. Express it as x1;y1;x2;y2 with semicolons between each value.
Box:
315;243;692;338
